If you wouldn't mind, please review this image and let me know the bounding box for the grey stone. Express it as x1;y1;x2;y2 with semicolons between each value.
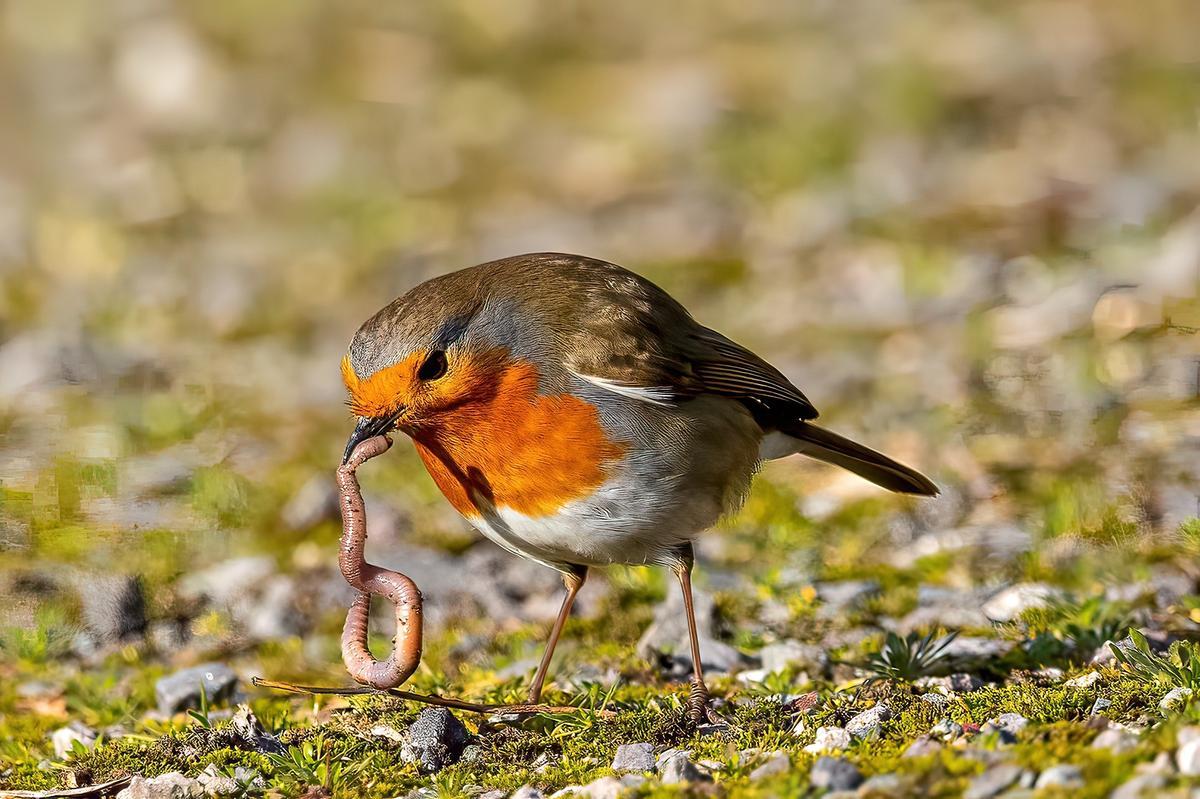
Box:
759;639;829;674
916;673;984;694
1092;726;1139;753
1111;773;1166;799
1160;686;1194;713
809;756;862;791
1034;765;1084;790
748;751;789;781
51;721;97;759
981;583;1057;622
1177;738;1200;775
611;742;655;773
1092;630;1173;666
803;726;851;753
929;718;964;741
846;703;890;739
637;582;749;675
510;787;546;799
858;773;907;795
815;580;880;612
1065;671;1101;688
963;764;1024;799
1090;697;1112;716
940;636;1013;662
658;749;709;784
559;775;645;798
981;712;1028;742
116;772;205;799
155;663;238;715
194;764;238;796
902;737;943;758
401;708;471;773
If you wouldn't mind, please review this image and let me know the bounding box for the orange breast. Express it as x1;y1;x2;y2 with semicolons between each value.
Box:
412;361;627;519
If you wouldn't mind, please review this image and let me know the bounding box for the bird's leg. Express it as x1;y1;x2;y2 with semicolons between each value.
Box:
526;565;587;704
337;435;424;690
672;543;724;726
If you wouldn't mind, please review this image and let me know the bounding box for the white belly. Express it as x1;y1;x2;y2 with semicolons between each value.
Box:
461;464;732;570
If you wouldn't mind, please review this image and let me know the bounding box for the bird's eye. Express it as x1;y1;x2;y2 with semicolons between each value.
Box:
417;350;448;381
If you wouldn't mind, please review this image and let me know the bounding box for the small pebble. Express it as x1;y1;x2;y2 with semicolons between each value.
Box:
846;703;890;739
803;726;851;753
1160;686;1194;714
610;742;655;773
1176;738;1200;775
1092;726;1140;753
1035;764;1084;790
809;756;862;791
748;751;789;781
658;749;709;784
902;737;943;759
51;722;97;760
1065;671;1102;688
964;764;1024;799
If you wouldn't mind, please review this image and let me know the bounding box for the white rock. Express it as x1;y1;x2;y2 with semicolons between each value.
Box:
1035;764;1084;789
1065;671;1102;688
116;772;205;799
52;722;98;759
748;751;790;781
981;583;1057;622
846;703;890;739
1092;726;1140;753
610;743;655;773
1160;686;1194;714
803;726;851;753
1177;739;1200;775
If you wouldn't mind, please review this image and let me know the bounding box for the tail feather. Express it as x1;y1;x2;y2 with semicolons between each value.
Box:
781;423;939;496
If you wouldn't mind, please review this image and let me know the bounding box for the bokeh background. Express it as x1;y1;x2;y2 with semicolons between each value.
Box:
0;0;1198;793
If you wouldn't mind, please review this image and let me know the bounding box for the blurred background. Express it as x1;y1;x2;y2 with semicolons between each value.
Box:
0;0;1198;765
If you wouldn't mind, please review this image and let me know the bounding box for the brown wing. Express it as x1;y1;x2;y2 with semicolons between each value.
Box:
544;254;818;425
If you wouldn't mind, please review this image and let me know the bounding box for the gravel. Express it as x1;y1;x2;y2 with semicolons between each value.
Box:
963;764;1025;799
846;703;891;739
154;663;238;715
400;708;472;774
116;772;205;798
809;756;862;791
1035;764;1085;789
758;639;828;674
610;742;655;773
803;726;851;753
1160;686;1194;713
51;721;98;759
657;749;709;784
748;751;790;781
981;583;1058;622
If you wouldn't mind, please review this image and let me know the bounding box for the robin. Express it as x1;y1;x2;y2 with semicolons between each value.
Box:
340;252;937;722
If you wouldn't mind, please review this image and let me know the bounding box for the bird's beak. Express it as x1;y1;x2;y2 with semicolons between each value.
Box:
343;412;401;464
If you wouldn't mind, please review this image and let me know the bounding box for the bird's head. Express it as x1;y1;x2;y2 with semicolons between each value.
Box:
338;273;532;463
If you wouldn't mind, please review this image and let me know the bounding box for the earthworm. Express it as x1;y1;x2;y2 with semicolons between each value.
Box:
336;434;424;690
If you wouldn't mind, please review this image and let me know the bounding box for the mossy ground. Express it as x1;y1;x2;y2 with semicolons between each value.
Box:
2;1;1200;797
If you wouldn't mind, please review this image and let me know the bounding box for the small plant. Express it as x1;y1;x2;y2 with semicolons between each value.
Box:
1053;597;1134;653
187;680;212;729
1109;630;1200;690
860;630;958;683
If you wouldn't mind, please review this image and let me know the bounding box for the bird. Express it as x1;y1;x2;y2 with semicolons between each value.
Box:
340;252;937;722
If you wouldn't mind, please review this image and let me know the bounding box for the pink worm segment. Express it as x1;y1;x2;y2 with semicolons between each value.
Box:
336;435;423;690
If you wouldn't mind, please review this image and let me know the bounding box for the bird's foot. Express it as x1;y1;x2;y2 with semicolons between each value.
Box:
687;677;730;732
